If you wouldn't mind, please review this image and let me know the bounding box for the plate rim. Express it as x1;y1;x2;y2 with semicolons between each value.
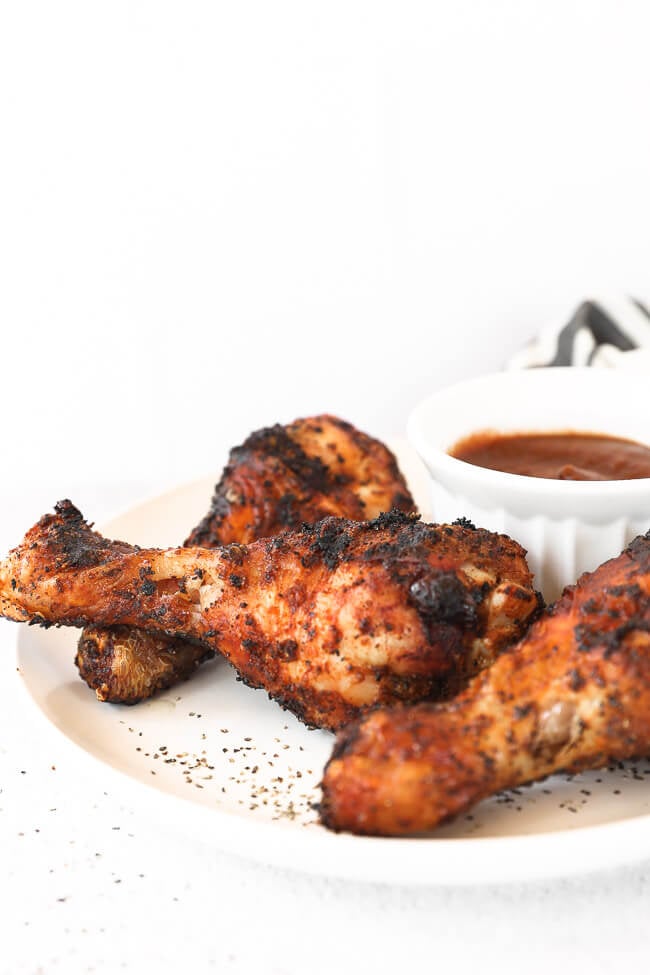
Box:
15;649;650;886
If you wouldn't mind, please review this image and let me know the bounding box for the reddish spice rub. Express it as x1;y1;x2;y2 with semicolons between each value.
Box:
76;414;416;704
0;504;541;731
320;530;650;836
449;430;650;481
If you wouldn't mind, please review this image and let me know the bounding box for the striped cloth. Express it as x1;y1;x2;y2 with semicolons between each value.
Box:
507;297;650;370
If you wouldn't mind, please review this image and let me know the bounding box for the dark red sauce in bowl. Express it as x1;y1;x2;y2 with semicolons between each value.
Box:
449;431;650;481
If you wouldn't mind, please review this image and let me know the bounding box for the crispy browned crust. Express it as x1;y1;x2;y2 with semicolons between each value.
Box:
1;504;539;730
76;626;215;704
188;414;415;546
320;531;650;834
75;415;415;703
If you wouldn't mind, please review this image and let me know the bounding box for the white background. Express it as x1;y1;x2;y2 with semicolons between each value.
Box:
2;2;650;973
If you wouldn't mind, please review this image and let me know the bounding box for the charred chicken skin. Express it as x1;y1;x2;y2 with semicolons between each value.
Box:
321;531;650;834
186;414;415;546
76;414;415;703
0;505;540;730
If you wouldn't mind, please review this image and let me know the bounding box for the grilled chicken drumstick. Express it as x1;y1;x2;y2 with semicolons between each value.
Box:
186;414;415;546
320;531;650;833
0;505;540;730
76;415;415;703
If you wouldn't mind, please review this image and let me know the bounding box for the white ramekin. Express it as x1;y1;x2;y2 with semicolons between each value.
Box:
407;367;650;601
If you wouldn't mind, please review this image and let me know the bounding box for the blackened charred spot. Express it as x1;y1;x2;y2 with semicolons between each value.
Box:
243;426;332;493
76;631;105;661
359;517;444;567
229;574;245;588
29;616;54;629
574;624;602;653
11;578;16;590
409;621;465;671
575;618;650;656
392;491;415;512
239;634;269;664
331;470;353;488
53;499;85;524
271;639;299;661
311;523;351;570
360;540;401;564
607;583;642;599
409;572;479;628
140;580;156;596
45;500;118;570
452;516;477;530
478;749;495;771
625;532;650;571
220;543;248;566
511;586;535;602
276;493;300;528
568;668;585;691
323;625;342;654
113;587;136;603
513;703;533;720
365;509;420;533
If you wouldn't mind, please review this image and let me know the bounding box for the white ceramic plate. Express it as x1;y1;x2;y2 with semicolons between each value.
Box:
15;444;650;885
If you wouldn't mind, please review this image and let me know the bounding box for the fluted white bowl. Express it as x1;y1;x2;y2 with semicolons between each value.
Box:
407;367;650;600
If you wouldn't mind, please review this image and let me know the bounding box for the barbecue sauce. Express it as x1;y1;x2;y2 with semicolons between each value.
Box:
449;431;650;481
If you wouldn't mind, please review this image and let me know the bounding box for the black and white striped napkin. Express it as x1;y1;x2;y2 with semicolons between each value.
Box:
508;297;650;370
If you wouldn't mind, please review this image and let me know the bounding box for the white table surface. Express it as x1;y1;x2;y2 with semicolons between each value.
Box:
2;480;650;975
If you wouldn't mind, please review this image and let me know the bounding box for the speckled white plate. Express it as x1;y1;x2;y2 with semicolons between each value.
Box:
14;444;650;885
